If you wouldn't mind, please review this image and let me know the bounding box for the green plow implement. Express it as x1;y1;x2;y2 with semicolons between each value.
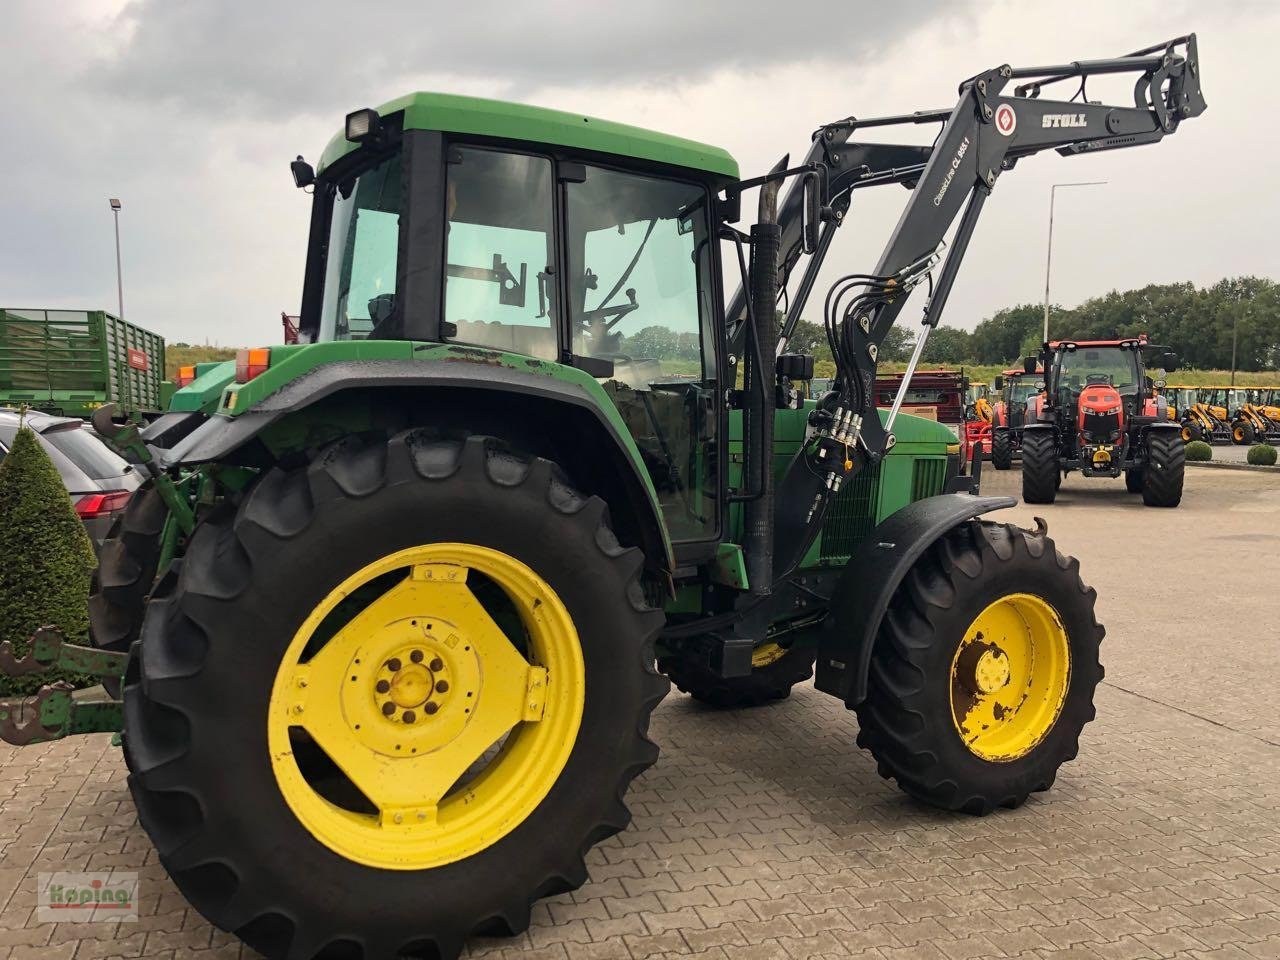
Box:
0;627;127;745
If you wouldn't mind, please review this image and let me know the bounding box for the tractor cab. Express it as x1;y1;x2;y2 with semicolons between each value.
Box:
292;95;736;548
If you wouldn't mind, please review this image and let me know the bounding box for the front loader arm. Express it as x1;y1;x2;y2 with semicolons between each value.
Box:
764;34;1204;580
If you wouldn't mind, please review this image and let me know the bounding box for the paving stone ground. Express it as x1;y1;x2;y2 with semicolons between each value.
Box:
1;467;1277;960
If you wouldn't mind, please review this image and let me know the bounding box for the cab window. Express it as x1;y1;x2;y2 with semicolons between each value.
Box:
444;149;557;361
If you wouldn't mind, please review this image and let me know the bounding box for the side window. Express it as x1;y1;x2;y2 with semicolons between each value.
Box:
445;149;557;361
318;152;402;341
567;167;719;542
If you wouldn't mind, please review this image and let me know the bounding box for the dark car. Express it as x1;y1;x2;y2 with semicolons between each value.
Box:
0;408;141;549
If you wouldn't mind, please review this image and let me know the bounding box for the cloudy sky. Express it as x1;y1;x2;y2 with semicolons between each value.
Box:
1;0;1275;347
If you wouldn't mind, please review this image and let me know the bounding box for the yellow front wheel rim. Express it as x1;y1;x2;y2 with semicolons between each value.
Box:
949;593;1070;762
267;543;584;870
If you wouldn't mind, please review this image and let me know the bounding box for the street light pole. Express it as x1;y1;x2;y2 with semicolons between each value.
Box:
1043;181;1106;343
108;198;124;321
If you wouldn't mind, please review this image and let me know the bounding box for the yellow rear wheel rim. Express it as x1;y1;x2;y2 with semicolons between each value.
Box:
949;593;1070;762
266;543;584;870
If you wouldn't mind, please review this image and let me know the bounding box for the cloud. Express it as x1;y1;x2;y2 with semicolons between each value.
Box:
94;0;964;116
0;0;1275;352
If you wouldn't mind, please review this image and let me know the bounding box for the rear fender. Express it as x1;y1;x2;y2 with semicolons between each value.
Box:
814;494;1016;706
161;357;675;572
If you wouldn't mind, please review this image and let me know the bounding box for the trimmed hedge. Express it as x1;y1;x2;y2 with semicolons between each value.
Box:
1248;443;1278;466
0;426;97;696
1184;440;1213;462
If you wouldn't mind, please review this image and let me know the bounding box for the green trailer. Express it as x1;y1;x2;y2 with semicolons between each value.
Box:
0;308;167;420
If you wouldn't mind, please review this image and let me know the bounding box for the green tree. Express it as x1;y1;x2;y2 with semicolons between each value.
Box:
785;320;832;361
921;326;973;364
0;425;96;696
970;305;1046;363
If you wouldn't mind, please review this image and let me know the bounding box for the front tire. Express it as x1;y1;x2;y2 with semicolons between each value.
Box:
1232;421;1255;445
1142;431;1185;507
123;434;667;960
854;521;1103;815
991;430;1013;471
1124;467;1144;493
1020;432;1059;504
1181;421;1202;443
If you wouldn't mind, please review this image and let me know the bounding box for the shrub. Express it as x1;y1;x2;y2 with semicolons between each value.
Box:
0;425;97;696
1184;440;1213;462
1247;443;1278;466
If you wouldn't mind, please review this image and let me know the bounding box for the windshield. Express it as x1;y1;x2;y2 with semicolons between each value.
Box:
1056;347;1139;396
318;151;402;342
1009;379;1040;405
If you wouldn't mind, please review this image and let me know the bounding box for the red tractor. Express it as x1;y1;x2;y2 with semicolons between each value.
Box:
1021;337;1183;507
989;365;1044;470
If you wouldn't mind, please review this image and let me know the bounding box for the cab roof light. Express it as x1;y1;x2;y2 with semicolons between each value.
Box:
235;348;272;383
345;108;383;145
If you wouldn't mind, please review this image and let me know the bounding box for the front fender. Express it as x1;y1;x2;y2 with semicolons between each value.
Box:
814;493;1015;706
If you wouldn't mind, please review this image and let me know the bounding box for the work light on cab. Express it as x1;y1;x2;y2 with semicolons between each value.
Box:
235;348;271;383
344;108;383;144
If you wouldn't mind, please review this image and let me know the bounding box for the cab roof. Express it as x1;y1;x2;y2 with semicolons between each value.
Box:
317;92;739;181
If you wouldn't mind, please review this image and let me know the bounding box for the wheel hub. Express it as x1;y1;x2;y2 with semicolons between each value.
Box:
972;648;1010;694
336;618;483;759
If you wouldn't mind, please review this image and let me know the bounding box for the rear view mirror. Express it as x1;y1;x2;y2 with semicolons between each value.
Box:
993;375;1005;391
290;156;315;189
801;171;822;256
1023;355;1037;375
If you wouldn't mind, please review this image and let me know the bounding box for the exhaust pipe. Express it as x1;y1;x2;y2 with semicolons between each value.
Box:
744;163;783;597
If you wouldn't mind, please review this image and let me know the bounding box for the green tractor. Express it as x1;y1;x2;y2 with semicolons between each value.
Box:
1;35;1205;960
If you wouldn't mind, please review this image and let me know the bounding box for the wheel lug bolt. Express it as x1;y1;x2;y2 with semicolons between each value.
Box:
424;702;439;715
436;680;449;693
403;710;416;724
410;650;424;664
382;702;396;716
429;657;444;672
386;658;402;672
376;680;390;694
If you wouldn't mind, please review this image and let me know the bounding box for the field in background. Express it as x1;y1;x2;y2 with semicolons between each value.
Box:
165;344;236;380
818;359;1279;388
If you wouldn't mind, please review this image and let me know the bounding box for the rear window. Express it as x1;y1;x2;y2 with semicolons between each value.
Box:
42;425;130;480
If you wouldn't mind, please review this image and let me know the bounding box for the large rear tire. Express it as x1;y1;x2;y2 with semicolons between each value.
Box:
1142;431;1185;508
123;434;667;960
991;430;1013;471
661;639;816;708
1020;432;1059;504
88;485;165;655
854;521;1103;815
89;485;166;697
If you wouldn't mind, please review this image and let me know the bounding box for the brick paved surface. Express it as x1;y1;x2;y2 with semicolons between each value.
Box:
1;467;1278;959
